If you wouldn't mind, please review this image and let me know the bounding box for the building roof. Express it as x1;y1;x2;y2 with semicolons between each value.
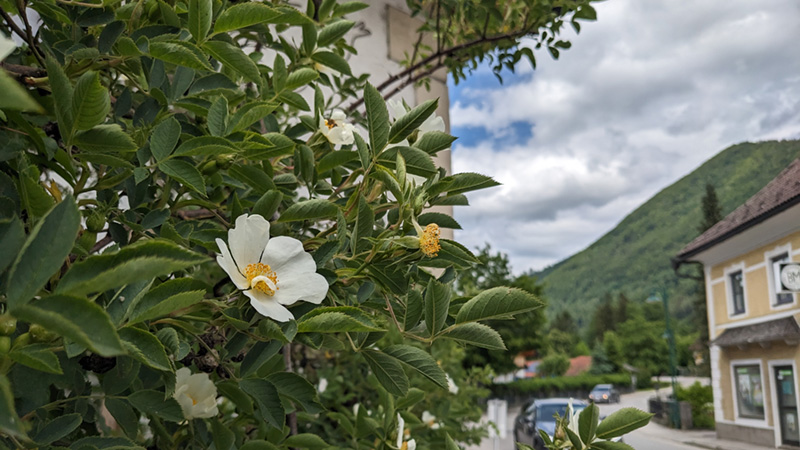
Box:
565;355;592;377
675;157;800;262
711;317;800;347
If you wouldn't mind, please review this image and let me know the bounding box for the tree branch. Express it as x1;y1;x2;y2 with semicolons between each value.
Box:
346;29;532;112
0;6;26;42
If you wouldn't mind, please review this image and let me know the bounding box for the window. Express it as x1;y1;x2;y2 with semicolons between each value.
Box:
730;271;745;315
772;253;794;306
734;364;765;419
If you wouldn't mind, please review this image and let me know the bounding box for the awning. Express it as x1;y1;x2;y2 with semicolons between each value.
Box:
712;317;800;347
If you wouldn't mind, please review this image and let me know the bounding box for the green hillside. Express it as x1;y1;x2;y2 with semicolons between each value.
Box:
535;140;800;325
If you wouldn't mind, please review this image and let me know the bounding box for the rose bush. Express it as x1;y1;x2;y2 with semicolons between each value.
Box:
0;0;649;448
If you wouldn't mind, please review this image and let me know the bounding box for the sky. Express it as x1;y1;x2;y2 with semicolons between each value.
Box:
448;0;800;274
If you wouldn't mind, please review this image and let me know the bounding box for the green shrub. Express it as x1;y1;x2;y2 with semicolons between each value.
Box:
492;373;631;398
675;382;715;429
539;354;571;377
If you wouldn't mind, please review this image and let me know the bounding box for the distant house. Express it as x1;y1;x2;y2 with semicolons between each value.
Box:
674;159;800;448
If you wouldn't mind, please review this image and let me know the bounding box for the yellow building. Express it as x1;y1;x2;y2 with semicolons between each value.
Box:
674;158;800;448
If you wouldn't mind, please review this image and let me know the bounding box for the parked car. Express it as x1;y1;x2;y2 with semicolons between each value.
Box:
589;384;620;403
513;398;589;450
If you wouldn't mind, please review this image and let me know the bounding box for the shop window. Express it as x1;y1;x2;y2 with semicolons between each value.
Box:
734;364;765;420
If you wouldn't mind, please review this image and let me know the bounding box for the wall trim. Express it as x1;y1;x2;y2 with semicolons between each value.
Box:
715;309;800;330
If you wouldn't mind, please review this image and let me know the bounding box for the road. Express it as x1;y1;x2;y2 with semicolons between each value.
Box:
470;377;710;450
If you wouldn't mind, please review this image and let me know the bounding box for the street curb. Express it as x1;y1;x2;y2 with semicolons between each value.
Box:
683;441;720;450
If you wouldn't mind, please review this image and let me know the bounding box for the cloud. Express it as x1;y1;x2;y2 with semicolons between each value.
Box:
449;0;800;274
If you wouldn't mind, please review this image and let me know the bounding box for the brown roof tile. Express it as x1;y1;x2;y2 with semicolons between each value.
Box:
676;157;800;260
711;317;800;347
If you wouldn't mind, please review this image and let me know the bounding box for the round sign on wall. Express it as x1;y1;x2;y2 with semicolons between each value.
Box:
779;263;800;291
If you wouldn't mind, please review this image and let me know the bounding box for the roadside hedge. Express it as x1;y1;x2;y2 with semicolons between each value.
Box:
491;373;632;400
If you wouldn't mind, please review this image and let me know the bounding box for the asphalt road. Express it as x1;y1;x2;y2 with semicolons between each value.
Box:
470;378;710;450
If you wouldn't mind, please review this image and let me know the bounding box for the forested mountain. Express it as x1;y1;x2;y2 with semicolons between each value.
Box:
534;140;800;326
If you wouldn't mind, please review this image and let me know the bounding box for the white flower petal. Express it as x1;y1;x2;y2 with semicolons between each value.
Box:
0;34;16;61
420;115;445;134
173;368;218;420
272;271;328;306
229;214;270;269
262;236;316;274
244;289;295;322
387;99;407;120
216;238;249;290
331;109;346;121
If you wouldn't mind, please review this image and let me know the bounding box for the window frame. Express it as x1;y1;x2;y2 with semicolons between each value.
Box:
766;246;797;310
728;269;746;317
730;360;767;424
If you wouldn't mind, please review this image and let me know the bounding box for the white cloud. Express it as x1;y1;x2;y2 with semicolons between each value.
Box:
450;0;800;274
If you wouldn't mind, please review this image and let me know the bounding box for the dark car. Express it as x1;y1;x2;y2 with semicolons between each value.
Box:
588;384;620;403
513;398;588;450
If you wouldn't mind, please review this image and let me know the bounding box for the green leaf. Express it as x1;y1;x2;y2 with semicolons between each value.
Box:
12;295;125;356
279;91;310;111
418;212;461;230
243;132;295;160
33;413;81;445
367;262;407;296
229;164;276;195
56;239;208;297
365;83;389;152
284;70;318;95
297;307;380;333
174;135;237;157
73;124;137;153
310;51;351;75
441;322;505;350
579;403;600;444
128;282;205;325
105;399;139;439
160;159;206;194
424;279;450;336
284;434;329;449
45;57;74;140
253;190;283;219
128;390;184;422
213;3;282;33
377;146;436;177
362;349;408;396
414;131;456;154
151;117;181;161
240;340;281;377
595;408;652;439
396;388;425;410
317;20;354;47
207;95;229;137
431;172;500;196
211;419;235;450
333;1;368;17
589;441;636;450
318;150;358;173
239;379;285;429
228;101;278;134
204;40;262;85
267;372;323;414
8;344;63;374
355;133;371;170
575;4;598;21
217;380;254;414
566;426;583;450
351;195;373;253
455;287;543;323
403;289;423;331
240;441;279;450
389;99;437;144
0;375;25;438
119;327;172;371
0;70;42;113
149;41;212;72
383;345;447;389
72;71;110;132
188;0;213;42
18;170;53;219
278;199;339;222
5;197;80;309
0;217;25;275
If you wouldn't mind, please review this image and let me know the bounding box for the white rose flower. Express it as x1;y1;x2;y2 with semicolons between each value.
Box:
403;439;417;450
422;410;440;429
173;367;219;419
446;373;459;394
216;214;329;322
319;109;355;147
318;377;328;393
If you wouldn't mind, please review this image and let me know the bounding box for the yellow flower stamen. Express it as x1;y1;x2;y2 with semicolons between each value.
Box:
325;119;337;129
420;223;441;257
244;263;279;296
400;443;408;450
